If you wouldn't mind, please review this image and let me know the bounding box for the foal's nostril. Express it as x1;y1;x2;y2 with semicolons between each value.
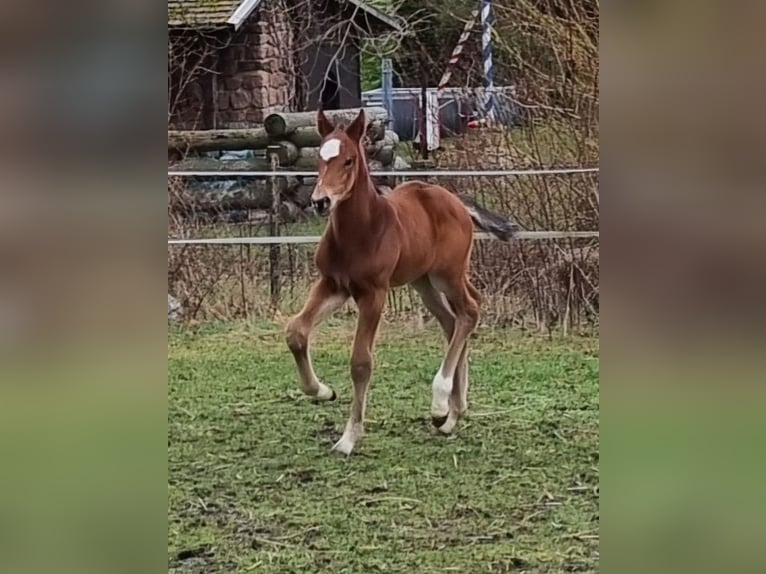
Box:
312;197;331;215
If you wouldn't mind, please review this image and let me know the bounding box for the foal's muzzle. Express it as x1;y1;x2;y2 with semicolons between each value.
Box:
311;197;331;216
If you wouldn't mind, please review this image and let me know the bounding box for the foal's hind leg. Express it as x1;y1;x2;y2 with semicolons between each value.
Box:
428;275;480;433
411;277;455;339
412;277;473;432
285;278;348;400
454;280;481;414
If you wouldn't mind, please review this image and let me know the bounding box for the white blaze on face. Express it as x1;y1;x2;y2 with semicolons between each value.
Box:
319;138;341;161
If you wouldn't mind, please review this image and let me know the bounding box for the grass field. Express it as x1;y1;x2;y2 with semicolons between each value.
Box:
168;318;599;573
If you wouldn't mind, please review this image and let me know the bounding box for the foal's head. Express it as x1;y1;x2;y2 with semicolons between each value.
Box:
311;109;368;215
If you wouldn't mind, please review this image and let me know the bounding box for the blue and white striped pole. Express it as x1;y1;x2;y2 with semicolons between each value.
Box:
481;0;496;121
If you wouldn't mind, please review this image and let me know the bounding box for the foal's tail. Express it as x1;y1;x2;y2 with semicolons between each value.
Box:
458;194;521;241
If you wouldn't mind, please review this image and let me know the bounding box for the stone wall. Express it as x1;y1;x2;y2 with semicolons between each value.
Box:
217;4;295;128
168;2;295;130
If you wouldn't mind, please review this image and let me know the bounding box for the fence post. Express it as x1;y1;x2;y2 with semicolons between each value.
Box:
267;149;281;308
381;58;393;128
418;47;429;160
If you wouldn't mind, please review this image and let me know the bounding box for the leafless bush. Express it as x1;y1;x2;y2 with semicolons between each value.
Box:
425;121;598;333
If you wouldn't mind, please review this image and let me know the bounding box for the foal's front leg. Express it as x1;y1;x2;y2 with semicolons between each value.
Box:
333;289;386;455
285;278;348;400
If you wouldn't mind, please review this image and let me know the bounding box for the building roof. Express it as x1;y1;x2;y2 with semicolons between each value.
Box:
168;0;402;32
168;0;241;27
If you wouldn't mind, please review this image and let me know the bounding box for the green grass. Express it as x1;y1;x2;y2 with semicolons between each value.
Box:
168;319;599;573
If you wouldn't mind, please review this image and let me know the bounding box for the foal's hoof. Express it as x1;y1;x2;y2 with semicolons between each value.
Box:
310;383;336;402
431;414;448;429
332;436;355;456
432;411;459;434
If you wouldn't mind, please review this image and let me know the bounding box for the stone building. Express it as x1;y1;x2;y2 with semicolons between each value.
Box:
168;0;401;129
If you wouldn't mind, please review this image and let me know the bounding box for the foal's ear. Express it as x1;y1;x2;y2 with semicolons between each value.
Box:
346;109;366;142
317;109;333;137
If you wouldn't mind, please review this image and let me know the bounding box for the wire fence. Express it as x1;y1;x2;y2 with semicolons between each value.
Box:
168;167;599;178
167;166;599;244
167;157;599;331
168;231;598;245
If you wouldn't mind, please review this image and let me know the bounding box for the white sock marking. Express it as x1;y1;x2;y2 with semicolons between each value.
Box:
332;433;355;455
431;365;452;418
319;138;341;161
315;382;334;401
332;422;362;456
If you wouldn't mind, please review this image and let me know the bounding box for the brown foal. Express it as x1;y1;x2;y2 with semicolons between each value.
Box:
285;109;517;455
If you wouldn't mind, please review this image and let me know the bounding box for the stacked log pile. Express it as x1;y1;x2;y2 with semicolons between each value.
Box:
169;107;407;220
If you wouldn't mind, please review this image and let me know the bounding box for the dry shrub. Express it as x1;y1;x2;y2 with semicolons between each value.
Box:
470;240;599;334
429;121;599;333
168;176;325;322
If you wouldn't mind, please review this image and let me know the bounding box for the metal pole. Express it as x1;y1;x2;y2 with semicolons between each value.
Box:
381;58;393;128
481;0;496;121
419;46;429;159
267;150;281;308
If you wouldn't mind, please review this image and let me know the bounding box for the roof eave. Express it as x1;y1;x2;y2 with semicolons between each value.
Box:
347;0;403;33
168;22;232;31
227;0;264;30
169;0;403;35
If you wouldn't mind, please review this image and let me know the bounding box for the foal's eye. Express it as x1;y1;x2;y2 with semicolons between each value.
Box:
344;158;354;168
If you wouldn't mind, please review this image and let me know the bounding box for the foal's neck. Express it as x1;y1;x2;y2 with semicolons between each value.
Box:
330;156;381;236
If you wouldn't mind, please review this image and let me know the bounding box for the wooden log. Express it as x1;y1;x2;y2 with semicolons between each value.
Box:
366;139;384;157
372;145;395;166
170;157;273;172
379;133;397;148
170;152;399;173
288;127;323;148
279;201;302;222
171;156;319;173
166;122;392;154
171;177;301;213
293;184;314;207
264;107;388;137
172;189;271;212
287;121;385;148
268;141;299;166
362;131;398;157
384;129;400;147
299;143;395;163
293;157;320;170
171;155;322;172
298;147;319;160
168;128;270;152
367;121;386;142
